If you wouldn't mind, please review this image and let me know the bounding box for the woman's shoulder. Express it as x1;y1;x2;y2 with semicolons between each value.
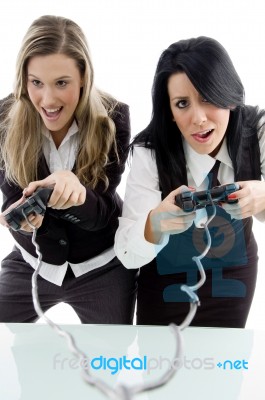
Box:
100;91;128;120
131;144;154;158
107;100;130;140
110;100;129;123
0;94;14;142
0;93;14;106
242;104;265;127
0;93;14;119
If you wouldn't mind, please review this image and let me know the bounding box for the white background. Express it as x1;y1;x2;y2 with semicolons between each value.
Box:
0;0;264;328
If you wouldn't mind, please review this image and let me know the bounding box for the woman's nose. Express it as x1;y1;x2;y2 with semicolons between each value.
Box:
191;105;207;126
41;87;56;106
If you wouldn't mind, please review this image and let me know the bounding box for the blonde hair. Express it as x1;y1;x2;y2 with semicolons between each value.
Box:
0;15;118;189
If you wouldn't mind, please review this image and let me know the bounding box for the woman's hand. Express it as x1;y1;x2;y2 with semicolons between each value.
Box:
0;197;25;228
222;180;265;219
24;170;86;210
0;196;44;232
144;185;196;244
20;214;44;232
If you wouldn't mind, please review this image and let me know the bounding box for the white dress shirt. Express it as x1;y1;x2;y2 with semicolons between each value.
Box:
15;121;115;286
114;127;265;270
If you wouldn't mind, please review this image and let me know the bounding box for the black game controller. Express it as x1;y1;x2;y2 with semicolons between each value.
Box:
175;183;240;212
4;187;53;231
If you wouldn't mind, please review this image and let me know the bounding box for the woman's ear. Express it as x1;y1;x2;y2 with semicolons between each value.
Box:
80;75;85;88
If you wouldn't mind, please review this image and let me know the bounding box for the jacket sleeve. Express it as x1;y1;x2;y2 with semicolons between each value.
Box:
48;102;131;231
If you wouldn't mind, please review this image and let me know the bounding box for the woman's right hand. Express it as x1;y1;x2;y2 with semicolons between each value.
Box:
144;185;196;244
24;170;86;210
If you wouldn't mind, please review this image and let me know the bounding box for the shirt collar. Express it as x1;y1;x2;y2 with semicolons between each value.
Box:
183;137;233;187
42;119;79;146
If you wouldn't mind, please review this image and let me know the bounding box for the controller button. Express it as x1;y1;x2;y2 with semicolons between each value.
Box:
182;192;192;199
59;239;67;246
184;200;194;212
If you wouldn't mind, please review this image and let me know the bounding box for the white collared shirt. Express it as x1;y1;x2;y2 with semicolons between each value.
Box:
15;121;115;286
42;120;79;173
114;128;265;269
183;137;233;189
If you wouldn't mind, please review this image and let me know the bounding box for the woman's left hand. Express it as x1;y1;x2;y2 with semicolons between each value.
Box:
0;196;26;227
222;180;265;219
24;170;86;210
0;196;44;231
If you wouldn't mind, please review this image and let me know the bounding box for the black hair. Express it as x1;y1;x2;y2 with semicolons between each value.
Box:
132;36;265;197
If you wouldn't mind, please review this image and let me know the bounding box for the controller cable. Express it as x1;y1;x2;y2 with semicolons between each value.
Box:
22;194;216;400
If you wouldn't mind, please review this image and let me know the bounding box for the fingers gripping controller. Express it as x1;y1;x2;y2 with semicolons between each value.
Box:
4;188;53;231
175;183;240;212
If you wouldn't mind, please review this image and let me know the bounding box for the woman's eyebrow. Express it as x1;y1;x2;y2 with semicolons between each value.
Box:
170;95;189;101
27;74;72;80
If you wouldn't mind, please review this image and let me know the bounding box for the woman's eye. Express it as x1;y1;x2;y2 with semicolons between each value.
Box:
56;80;67;87
32;80;42;87
176;100;188;109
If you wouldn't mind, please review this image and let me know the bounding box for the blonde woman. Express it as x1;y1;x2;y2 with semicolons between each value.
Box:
0;15;137;323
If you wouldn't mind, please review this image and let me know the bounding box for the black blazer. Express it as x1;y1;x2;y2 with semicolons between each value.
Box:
0;98;130;265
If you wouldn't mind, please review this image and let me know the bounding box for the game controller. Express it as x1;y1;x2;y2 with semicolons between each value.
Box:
4;187;53;231
175;183;240;212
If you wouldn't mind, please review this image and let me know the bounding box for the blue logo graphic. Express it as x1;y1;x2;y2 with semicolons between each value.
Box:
156;207;248;302
91;355;147;375
216;359;249;370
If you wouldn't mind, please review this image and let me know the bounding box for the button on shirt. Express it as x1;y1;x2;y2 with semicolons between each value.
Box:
114;129;265;270
15;120;115;286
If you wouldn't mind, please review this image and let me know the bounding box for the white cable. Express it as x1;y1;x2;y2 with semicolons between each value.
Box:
22;197;216;399
179;195;216;330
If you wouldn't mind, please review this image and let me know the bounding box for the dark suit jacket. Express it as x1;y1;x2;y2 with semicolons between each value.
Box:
0;97;130;265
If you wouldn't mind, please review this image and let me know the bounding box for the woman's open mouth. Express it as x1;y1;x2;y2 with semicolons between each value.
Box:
42;107;63;120
192;129;214;143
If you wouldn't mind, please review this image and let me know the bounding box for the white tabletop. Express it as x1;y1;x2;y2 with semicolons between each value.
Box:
0;323;264;400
